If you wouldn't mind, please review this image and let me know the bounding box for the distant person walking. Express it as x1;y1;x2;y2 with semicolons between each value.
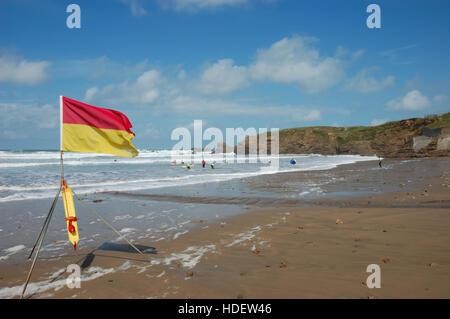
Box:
202;159;206;168
378;158;382;168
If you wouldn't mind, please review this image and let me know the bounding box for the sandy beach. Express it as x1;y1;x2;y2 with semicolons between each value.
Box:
0;157;449;299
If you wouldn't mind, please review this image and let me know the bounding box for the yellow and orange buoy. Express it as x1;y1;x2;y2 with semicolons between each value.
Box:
62;179;79;251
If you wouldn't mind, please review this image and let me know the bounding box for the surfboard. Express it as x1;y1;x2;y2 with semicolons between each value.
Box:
181;164;195;168
62;180;79;251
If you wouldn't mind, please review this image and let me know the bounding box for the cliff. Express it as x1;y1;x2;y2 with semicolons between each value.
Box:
236;112;450;158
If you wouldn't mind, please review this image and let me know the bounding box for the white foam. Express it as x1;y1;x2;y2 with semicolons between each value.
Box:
119;228;135;234
225;226;262;247
173;230;188;240
0;153;379;203
161;245;216;269
0;244;26;261
0;265;115;298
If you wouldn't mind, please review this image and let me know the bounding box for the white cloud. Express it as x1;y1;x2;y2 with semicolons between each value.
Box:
0;54;50;85
58;56;148;80
346;69;395;93
380;44;417;65
352;49;365;60
387;90;431;111
370;118;389;126
84;87;99;102
140;123;159;137
433;94;447;104
249;35;345;93
178;69;186;80
163;0;249;11
85;69;161;105
120;0;148;16
196;59;249;94
0;102;58;138
169;94;321;121
292;109;321;122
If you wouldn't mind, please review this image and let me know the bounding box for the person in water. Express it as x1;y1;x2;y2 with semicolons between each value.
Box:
379;158;382;168
202;159;206;168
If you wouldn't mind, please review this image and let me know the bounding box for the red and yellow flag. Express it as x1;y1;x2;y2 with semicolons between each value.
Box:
61;96;138;157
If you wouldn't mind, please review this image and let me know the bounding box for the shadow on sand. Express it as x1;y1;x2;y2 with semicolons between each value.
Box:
25;242;157;299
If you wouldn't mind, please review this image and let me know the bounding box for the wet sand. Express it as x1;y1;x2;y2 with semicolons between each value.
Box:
1;157;449;299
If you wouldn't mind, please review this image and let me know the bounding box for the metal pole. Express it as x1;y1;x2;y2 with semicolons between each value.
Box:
21;192;59;298
72;190;146;257
22;150;65;298
27;185;62;259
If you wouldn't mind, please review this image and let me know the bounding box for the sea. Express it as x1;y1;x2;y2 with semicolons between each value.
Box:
0;150;380;262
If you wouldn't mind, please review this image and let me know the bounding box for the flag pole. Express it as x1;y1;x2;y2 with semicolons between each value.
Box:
21;96;65;298
27;186;61;259
21;185;61;298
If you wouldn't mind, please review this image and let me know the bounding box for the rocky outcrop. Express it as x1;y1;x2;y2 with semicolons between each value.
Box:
236;112;450;158
412;136;433;152
437;128;450;151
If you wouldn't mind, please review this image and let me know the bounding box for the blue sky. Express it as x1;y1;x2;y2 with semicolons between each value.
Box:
1;0;449;150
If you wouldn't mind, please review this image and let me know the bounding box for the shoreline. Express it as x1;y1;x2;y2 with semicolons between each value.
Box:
0;157;449;298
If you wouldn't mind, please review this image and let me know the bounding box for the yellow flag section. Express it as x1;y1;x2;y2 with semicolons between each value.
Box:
62;180;79;251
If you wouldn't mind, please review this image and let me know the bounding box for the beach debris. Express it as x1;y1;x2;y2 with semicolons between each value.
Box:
237;294;244;299
367;296;375;299
280;261;287;268
382;230;387;232
382;258;391;264
186;271;194;277
427;262;438;267
298;226;305;230
251;245;260;255
92;199;103;203
335;218;344;225
240;272;247;276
